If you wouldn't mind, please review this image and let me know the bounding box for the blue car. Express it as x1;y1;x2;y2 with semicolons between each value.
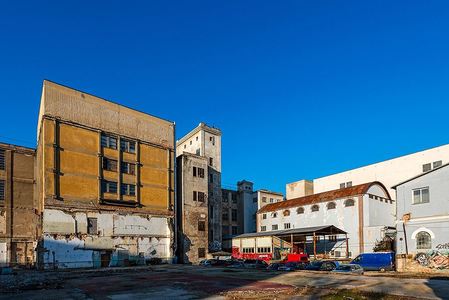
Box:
350;252;394;271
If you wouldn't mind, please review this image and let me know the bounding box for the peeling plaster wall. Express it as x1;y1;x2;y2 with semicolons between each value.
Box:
42;209;171;269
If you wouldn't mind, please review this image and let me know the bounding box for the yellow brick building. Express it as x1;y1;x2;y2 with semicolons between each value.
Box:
36;81;175;268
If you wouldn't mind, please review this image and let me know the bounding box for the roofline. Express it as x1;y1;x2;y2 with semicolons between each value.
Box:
0;142;36;154
177;151;208;161
391;162;449;189
43;80;175;125
290;142;449;185
176;122;221;146
256;189;284;197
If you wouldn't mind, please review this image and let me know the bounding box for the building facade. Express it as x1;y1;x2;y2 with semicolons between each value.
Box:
257;182;395;258
0;143;38;267
176;123;222;251
394;164;449;272
176;153;209;263
221;188;241;238
36;81;175;268
287;144;449;200
255;189;284;210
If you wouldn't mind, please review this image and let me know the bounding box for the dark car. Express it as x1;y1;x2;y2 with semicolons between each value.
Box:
227;261;245;268
278;261;309;271
243;259;268;269
267;263;283;271
332;264;364;275
305;260;339;271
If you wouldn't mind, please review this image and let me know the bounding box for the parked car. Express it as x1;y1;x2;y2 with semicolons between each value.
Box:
227;261;245;268
350;252;394;271
277;262;304;271
305;260;339;271
267;263;283;271
332;264;364;275
199;259;214;266
243;259;268;269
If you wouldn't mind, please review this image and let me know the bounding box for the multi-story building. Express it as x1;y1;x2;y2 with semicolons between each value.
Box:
0;143;38;267
255;189;284;210
176;123;222;251
176;153;209;263
257;182;395;258
287;144;449;200
35;80;175;268
394;163;449;272
221;188;241;237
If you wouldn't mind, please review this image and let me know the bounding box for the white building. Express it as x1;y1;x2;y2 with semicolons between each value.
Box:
255;189;284;210
287;144;449;200
257;182;394;258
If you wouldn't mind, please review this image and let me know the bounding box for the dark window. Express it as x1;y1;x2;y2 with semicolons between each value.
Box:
231;193;237;203
198;248;206;258
327;202;336;210
0;180;4;200
101;134;117;149
433;160;442;169
253;197;257;203
0;149;5;170
210;136;215;145
198;192;205;202
344;199;355;207
198;168;205;178
311;205;319;212
121;183;136;196
196;148;200;155
198;220;206;231
193;167;197;177
209;174;213;183
416;231;432;249
87;218;98;235
209;157;213;166
102;157;118;172
346;181;352;187
262;213;267;219
193;191;197;201
422;163;432;172
260;226;267;232
121;162;135;175
102;180;117;194
222;211;229;221
120;139;136;153
232;226;238;235
231;209;237;221
272;224;278;230
284;223;291;229
283;210;290;216
340;183;346;189
297;207;304;214
272;212;277;218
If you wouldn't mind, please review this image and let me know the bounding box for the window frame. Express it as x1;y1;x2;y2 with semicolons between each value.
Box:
311;204;320;212
0;179;5;200
120;139;136;153
101;134;117;150
121;183;136;196
0;149;5;170
102;180;118;194
344;199;355;207
121;161;135;175
413;187;430;204
416;231;432;249
327;202;337;210
297;207;304;214
198;220;206;231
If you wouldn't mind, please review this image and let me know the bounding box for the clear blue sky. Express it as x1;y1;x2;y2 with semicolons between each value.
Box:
1;1;448;193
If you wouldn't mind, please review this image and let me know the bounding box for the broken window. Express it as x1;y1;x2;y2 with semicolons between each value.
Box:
101;134;117;149
198;220;206;231
120;139;136;153
0;180;5;200
198;248;206;258
102;157;117;172
231;209;237;222
198;192;205;202
121;162;135;175
0;149;5;170
121;183;136;196
102;180;117;194
87;218;98;235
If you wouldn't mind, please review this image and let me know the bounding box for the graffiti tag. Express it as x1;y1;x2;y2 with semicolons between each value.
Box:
415;250;449;270
436;243;449;250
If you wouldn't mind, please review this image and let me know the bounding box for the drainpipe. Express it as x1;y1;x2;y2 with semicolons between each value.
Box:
173;122;177;263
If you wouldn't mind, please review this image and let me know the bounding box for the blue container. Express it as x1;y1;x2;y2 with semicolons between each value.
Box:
350;252;395;271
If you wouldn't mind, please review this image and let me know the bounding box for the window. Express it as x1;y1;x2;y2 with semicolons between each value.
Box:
433;160;442;169
262;197;267;203
193;166;197;177
231;209;237;221
284;223;291;229
196;136;198;141
222;226;230;235
231;193;237;203
121;183;136;196
327;202;336;210
198;220;206;231
184;145;186;149
198;168;205;178
222;195;228;203
416;231;432;249
193;191;197;201
101;134;117;149
270;198;274;203
121;162;135;175
0;180;4;200
232;226;238;235
0;149;5;170
328;235;337;242
340;183;346;189
102;180;117;194
346;181;352;187
283;210;290;216
222;211;229;221
262;213;267;220
297;207;304;214
311;205;319;212
422;163;432;172
272;212;277;218
260;226;267;232
210;136;215;145
209;157;213;166
413;187;430;204
87;218;98;235
209;174;213;183
253;197;257;203
120;139;136;153
257;247;271;253
344;199;355;207
272;224;278;230
198;248;206;258
242;248;255;253
102;157;117;172
198;192;205;202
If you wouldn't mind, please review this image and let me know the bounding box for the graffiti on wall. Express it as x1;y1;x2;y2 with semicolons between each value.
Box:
415;249;449;269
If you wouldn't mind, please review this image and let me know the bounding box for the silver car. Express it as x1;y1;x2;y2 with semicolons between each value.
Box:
332;264;364;275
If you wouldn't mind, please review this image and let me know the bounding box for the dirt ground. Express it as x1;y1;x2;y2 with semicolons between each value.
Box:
1;265;448;299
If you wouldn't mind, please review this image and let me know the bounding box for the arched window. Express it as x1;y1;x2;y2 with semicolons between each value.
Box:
311;204;319;212
271;212;278;218
344;199;355;207
283;210;290;217
327;202;336;210
416;231;432;249
296;207;304;214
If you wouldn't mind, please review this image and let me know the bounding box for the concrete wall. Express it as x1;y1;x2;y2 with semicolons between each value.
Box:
286;180;313;200
256;190;284;209
287;144;449;200
41;209;171;269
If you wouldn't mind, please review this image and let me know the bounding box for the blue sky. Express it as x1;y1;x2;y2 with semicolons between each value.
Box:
1;1;448;193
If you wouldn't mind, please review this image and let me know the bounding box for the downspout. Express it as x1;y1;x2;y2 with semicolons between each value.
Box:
173;122;177;263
